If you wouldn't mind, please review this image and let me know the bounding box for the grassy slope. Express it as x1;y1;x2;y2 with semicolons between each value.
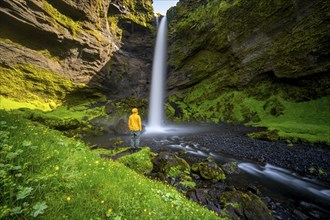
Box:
0;62;222;219
244;96;330;143
0;111;222;219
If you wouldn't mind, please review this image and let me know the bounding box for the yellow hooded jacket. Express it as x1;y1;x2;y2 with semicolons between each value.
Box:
128;108;142;131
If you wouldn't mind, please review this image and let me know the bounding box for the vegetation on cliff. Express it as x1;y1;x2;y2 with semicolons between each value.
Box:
166;0;330;144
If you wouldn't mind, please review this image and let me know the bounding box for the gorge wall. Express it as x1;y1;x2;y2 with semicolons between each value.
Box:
0;0;154;107
165;0;329;125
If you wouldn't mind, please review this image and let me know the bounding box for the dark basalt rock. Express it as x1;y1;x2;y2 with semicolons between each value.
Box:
220;190;274;220
187;188;222;213
192;157;226;183
152;151;191;178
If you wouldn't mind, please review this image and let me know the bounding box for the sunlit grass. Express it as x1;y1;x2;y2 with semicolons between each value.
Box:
168;89;330;145
0;96;52;111
0;111;222;219
245;96;330;144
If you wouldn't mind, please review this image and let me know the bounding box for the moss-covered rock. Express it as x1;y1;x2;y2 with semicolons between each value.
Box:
152;152;191;179
221;162;240;175
117;147;155;175
220;189;274;220
192;157;226;183
248;130;280;142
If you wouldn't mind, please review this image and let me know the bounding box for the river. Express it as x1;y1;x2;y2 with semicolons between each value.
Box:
85;123;330;219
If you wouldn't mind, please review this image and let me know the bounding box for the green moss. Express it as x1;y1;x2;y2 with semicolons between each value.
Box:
179;181;196;188
192;160;226;183
0;62;108;121
167;0;329;145
168;165;190;178
43;1;82;36
221;162;239;175
248;130;280;142
263;97;285;116
117;147;154;175
220;190;274;220
167;88;330;144
92;147;129;157
250;96;330;144
38;49;61;62
109;0;154;31
0;64;79;111
267;1;330;78
108;16;123;40
0;96;52;111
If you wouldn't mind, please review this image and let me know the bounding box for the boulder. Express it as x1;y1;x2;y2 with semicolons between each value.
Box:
220;190;274;220
192;157;226;183
152;151;191;179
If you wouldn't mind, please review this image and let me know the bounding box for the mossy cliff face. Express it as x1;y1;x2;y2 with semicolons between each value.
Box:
0;0;155;105
166;0;330;144
168;0;329;88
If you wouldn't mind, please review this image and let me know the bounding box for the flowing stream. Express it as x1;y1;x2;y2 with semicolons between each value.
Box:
140;129;330;219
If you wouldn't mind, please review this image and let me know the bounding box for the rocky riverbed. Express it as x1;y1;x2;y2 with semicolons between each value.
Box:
138;123;330;219
141;123;330;183
86;122;330;219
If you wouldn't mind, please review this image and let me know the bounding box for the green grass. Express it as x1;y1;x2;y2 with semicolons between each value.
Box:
246;96;330;144
0;96;52;111
168;90;330;145
117;148;156;175
0;64;79;111
0;110;223;219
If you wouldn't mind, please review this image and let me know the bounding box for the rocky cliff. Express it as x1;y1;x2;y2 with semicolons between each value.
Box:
0;0;154;107
166;0;330;143
167;0;329;95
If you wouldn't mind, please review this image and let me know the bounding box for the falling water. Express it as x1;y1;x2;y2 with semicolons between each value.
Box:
147;17;167;132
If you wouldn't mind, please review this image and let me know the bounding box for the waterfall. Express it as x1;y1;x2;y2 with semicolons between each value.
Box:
147;17;168;132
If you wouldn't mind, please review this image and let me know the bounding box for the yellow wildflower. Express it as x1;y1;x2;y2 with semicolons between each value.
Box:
67;196;71;202
54;166;60;171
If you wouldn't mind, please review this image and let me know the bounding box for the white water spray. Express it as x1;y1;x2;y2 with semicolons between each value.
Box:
147;17;168;133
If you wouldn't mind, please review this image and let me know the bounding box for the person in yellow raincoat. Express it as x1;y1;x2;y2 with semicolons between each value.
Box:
128;108;142;150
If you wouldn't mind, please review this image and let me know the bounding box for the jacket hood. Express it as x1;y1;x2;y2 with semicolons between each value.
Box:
132;108;138;113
